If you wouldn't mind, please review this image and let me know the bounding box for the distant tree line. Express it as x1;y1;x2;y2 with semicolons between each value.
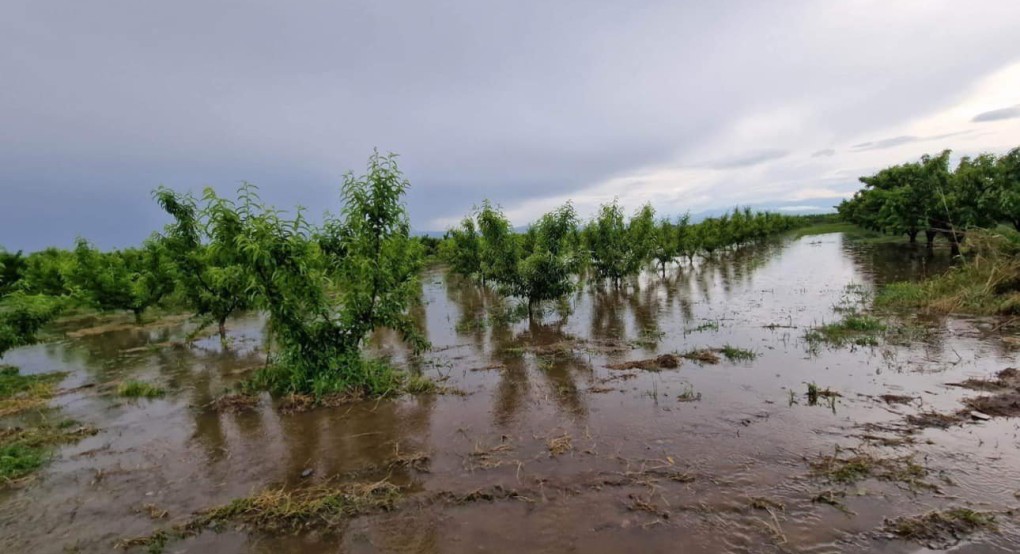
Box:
837;146;1020;254
438;201;806;316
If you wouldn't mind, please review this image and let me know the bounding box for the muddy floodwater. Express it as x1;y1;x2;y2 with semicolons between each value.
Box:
5;232;1020;553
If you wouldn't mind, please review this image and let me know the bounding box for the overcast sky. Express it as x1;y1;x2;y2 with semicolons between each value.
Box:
3;0;1020;251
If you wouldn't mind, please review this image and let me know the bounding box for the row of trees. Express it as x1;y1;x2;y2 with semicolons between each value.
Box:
439;201;804;315
837;147;1020;254
1;152;426;396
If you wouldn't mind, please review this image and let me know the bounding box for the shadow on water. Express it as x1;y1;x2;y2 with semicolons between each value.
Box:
2;232;1019;553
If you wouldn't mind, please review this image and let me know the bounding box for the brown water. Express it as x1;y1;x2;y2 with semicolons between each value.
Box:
3;232;1020;553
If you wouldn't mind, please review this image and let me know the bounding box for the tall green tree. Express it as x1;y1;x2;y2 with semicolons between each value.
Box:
477;201;520;287
211;152;427;396
511;203;578;317
155;187;252;343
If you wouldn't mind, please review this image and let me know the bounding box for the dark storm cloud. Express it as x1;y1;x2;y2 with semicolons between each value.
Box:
2;1;1020;250
973;105;1020;122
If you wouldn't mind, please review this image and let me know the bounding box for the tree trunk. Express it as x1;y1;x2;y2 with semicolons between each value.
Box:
218;316;228;345
925;230;937;248
132;308;144;324
907;229;918;243
945;229;963;257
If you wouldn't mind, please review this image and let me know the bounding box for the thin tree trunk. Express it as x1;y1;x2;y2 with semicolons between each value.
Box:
218;316;228;345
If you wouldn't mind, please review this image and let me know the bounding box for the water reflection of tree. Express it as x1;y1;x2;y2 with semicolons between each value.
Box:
489;317;592;426
843;240;951;286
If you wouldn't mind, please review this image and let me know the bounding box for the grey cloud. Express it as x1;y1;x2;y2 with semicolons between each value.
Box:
699;149;790;169
850;131;971;152
851;135;919;151
2;1;1020;249
811;149;836;157
973;105;1020;122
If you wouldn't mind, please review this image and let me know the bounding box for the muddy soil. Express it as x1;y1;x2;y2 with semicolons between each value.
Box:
3;233;1020;553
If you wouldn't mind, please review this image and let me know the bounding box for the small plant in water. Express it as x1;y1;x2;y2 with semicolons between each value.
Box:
719;345;756;362
805;382;840;407
676;383;701;402
116;380;165;399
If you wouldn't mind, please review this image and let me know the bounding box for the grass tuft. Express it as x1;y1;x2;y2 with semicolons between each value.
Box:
0;366;67;416
1;422;98;483
805;314;885;347
719;345;756;362
116;380;165;399
118;480;404;552
884;508;996;549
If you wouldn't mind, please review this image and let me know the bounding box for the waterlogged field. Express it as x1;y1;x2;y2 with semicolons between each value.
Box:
4;232;1020;553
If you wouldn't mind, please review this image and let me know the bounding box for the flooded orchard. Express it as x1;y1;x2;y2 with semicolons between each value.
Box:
4;232;1020;553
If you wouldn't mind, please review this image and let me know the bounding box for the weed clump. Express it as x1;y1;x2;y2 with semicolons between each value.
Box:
805;314;885;347
875;230;1020;316
118;480;404;552
116;380;165;399
0;367;67;416
809;448;932;490
883;508;996;549
676;383;701;402
0;422;98;483
719;345;756;362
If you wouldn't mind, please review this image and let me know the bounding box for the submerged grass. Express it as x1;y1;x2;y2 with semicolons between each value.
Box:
809;447;933;490
884;508;996;549
719;345;756;362
116;380;166;399
0;420;98;483
242;355;437;406
875;230;1020;316
805;314;885;347
118;480;404;552
0;366;67;416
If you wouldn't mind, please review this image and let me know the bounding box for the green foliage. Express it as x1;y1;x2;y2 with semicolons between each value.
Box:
194;151;428;396
116;380;166;398
586;200;640;288
69;238;175;322
477;201;520;286
511;203;579;314
0;248;26;295
442;216;482;278
0;293;63;358
839;146;1020;251
0;366;65;399
155;186;252;341
443;197;803;305
0;420;97;483
19;248;76;296
874;229;1020;315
